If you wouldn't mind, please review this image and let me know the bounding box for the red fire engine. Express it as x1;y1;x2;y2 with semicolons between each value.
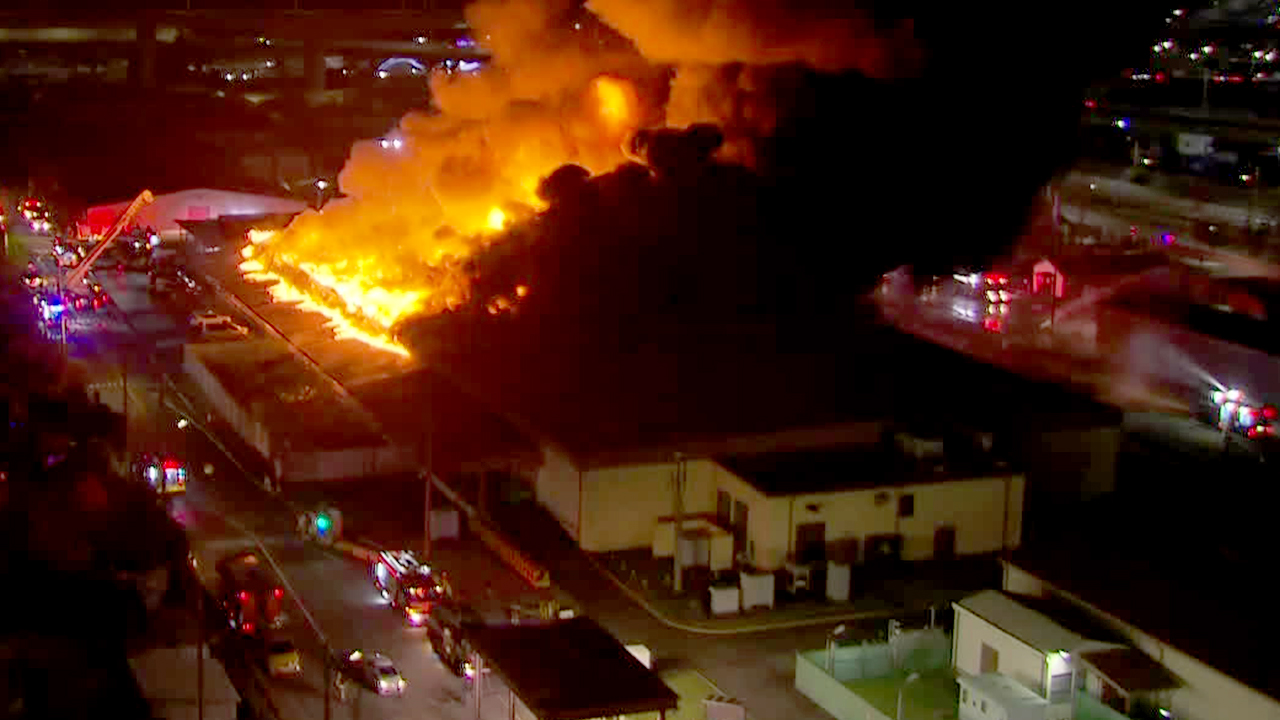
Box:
372;550;452;626
217;551;285;637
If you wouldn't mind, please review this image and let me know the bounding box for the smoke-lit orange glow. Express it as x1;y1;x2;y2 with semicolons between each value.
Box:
591;75;637;135
237;68;645;356
487;207;507;231
234;0;919;358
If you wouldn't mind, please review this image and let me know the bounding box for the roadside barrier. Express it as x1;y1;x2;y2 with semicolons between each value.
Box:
332;539;380;563
469;516;551;589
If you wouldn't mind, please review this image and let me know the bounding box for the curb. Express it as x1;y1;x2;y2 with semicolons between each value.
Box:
330;538;381;563
586;552;912;635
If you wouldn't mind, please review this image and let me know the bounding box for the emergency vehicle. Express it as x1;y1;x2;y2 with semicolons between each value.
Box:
424;603;481;679
135;454;188;496
1206;387;1280;440
372;550;453;626
216;551;286;637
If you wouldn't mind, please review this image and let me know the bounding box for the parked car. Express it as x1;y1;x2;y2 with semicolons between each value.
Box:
263;636;302;678
335;650;406;697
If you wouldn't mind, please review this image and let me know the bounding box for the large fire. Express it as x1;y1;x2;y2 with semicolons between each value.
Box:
239;71;643;356
237;0;922;357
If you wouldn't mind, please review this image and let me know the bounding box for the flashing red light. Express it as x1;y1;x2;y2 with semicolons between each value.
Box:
1264;405;1278;420
1084;99;1097;109
162;459;181;470
273;587;284;599
243;622;255;634
1154;72;1167;83
237;591;249;602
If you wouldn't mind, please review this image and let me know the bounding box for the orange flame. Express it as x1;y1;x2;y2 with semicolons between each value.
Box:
591;75;637;136
237;72;645;357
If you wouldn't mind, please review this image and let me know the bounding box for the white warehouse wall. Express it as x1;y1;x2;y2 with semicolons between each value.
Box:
953;606;1047;695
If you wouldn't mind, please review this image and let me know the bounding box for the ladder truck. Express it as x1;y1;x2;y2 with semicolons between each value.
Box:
43;191;153;341
64;190;154;288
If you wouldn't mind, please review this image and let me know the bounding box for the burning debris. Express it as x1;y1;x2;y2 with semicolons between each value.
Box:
236;0;927;355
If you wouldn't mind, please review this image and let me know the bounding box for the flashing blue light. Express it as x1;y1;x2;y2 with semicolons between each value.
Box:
316;514;332;536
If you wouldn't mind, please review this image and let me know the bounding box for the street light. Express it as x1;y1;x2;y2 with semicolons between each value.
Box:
314;179;330;209
896;672;921;720
826;624;849;673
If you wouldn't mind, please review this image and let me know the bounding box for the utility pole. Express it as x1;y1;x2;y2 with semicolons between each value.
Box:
158;372;167;455
197;587;204;720
422;378;434;561
122;349;129;452
671;453;686;593
323;656;332;720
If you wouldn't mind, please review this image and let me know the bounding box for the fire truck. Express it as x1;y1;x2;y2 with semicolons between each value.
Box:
216;551;286;637
372;550;453;626
1201;387;1280;441
134;454;188;496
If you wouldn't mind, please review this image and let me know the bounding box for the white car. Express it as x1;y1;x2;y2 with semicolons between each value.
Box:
339;650;406;696
196;319;250;341
189;309;233;330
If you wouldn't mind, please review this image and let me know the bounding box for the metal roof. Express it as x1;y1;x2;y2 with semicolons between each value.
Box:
715;446;1019;497
955;590;1097;654
1079;648;1182;693
190;341;387;452
463;617;677;720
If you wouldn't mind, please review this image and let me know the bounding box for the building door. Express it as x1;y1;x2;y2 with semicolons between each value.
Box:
732;500;749;558
795;523;826;565
979;643;999;674
933;526;957;561
716;490;732;529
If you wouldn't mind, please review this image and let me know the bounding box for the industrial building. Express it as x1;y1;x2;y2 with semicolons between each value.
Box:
1000;546;1280;720
536;432;1025;574
84;188;305;240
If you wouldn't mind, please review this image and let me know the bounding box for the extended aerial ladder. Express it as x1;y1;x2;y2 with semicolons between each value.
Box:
63;190;154;288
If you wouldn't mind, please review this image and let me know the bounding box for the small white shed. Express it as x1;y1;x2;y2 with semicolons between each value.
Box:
958;673;1049;720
